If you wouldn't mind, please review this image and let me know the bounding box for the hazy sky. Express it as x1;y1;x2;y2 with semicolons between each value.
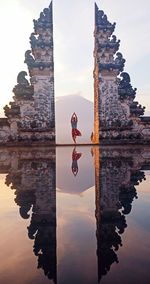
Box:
0;0;150;116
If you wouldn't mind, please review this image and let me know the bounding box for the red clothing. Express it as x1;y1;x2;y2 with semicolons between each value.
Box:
71;113;81;143
72;150;82;161
72;128;81;137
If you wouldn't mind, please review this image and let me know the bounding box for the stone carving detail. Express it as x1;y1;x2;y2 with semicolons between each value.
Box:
99;78;129;132
99;52;125;72
130;102;145;117
114;52;125;71
25;48;52;70
30;33;37;48
4;70;34;120
118;72;145;117
118;72;136;99
30;33;52;49
4;103;21;118
33;4;53;31
25;2;54;73
99;35;120;52
24;50;35;67
111;35;119;43
95;3;116;32
17;71;29;85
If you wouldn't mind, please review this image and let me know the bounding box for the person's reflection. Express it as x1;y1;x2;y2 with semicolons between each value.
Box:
71;147;82;176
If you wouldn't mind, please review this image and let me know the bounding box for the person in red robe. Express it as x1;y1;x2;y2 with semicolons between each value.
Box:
71;112;81;144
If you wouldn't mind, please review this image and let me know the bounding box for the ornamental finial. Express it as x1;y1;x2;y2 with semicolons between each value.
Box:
95;2;116;32
49;1;52;9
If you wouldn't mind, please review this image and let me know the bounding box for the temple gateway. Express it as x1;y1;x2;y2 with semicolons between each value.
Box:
0;2;150;145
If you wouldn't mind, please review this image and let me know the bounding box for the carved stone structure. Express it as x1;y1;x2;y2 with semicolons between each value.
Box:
0;2;150;145
0;2;55;144
94;3;150;143
93;146;150;282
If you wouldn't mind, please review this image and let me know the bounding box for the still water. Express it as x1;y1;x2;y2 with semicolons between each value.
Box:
0;146;150;284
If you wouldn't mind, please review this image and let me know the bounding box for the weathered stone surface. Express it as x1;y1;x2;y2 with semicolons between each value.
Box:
0;118;10;127
13;84;34;100
0;119;10;143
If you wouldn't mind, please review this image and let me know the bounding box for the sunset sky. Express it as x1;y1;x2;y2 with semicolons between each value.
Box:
0;0;150;116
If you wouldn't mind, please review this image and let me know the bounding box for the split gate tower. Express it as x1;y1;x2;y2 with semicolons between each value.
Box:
0;2;55;143
94;3;150;143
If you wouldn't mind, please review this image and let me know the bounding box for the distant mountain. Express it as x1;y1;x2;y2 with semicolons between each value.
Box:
56;95;94;144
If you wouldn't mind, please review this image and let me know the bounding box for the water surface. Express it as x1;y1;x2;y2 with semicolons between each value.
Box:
0;146;150;284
